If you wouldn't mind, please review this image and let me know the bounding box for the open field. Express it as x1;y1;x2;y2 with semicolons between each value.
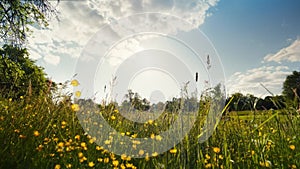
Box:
1;95;300;169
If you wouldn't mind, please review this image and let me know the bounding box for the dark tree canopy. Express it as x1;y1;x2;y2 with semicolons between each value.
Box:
225;93;286;112
282;71;300;100
0;44;48;99
0;0;56;46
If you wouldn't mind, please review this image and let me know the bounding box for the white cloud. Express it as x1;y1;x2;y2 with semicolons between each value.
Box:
226;66;290;97
44;54;60;66
228;35;298;97
264;38;300;63
27;0;219;67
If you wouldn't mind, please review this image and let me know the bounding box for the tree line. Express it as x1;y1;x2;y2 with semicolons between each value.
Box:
226;71;300;112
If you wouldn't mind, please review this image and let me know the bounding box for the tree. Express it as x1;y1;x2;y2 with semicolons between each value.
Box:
124;90;150;111
226;93;244;111
0;44;47;98
283;71;300;100
0;0;56;46
165;97;182;113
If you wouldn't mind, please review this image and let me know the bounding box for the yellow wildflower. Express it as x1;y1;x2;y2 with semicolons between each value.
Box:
81;142;87;147
265;161;271;167
89;138;96;144
71;79;79;86
78;152;84;158
88;162;95;167
155;135;162;141
290;145;296;150
120;164;126;169
65;141;71;147
75;135;80;140
150;133;155;139
57;142;64;147
213;147;220;153
126;163;133;168
33;130;40;137
147;120;153;125
61;121;67;126
104;158;109;163
75;91;81;97
96;146;103;151
54;164;61;169
152;152;158;157
205;163;212;168
112;160;119;167
110;153;116;160
36;145;43;151
121;154;127;160
139;149;145;156
145;153;150;161
132;140;141;145
71;104;80;111
170;148;177;154
104;140;111;145
218;155;224;160
19;134;26;139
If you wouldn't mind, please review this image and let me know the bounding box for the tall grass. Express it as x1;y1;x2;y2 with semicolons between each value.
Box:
0;83;299;169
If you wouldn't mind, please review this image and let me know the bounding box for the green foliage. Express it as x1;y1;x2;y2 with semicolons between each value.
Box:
0;0;56;46
226;93;286;112
283;71;300;105
124;89;150;111
1;88;300;169
0;44;47;99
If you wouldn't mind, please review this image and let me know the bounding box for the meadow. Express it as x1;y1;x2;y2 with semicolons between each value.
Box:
1;82;299;169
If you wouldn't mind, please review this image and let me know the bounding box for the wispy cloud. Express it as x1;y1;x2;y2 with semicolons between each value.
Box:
264;38;300;63
227;66;290;97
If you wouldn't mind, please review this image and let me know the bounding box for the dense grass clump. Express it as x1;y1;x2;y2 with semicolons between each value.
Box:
0;83;300;169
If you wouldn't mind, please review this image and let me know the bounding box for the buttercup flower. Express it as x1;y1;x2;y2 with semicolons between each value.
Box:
71;79;79;86
33;130;40;137
54;164;61;169
170;148;177;154
75;91;81;97
290;145;296;150
213;147;220;153
88;162;95;167
71;104;80;111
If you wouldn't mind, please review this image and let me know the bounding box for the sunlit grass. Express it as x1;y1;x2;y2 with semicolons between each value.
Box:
0;84;300;169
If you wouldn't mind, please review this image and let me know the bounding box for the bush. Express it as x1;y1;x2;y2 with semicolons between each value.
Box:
0;45;47;99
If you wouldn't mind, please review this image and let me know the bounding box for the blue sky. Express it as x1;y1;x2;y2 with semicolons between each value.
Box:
202;0;300;75
27;0;300;98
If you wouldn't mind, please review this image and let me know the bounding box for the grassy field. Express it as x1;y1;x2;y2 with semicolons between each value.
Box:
1;89;300;169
